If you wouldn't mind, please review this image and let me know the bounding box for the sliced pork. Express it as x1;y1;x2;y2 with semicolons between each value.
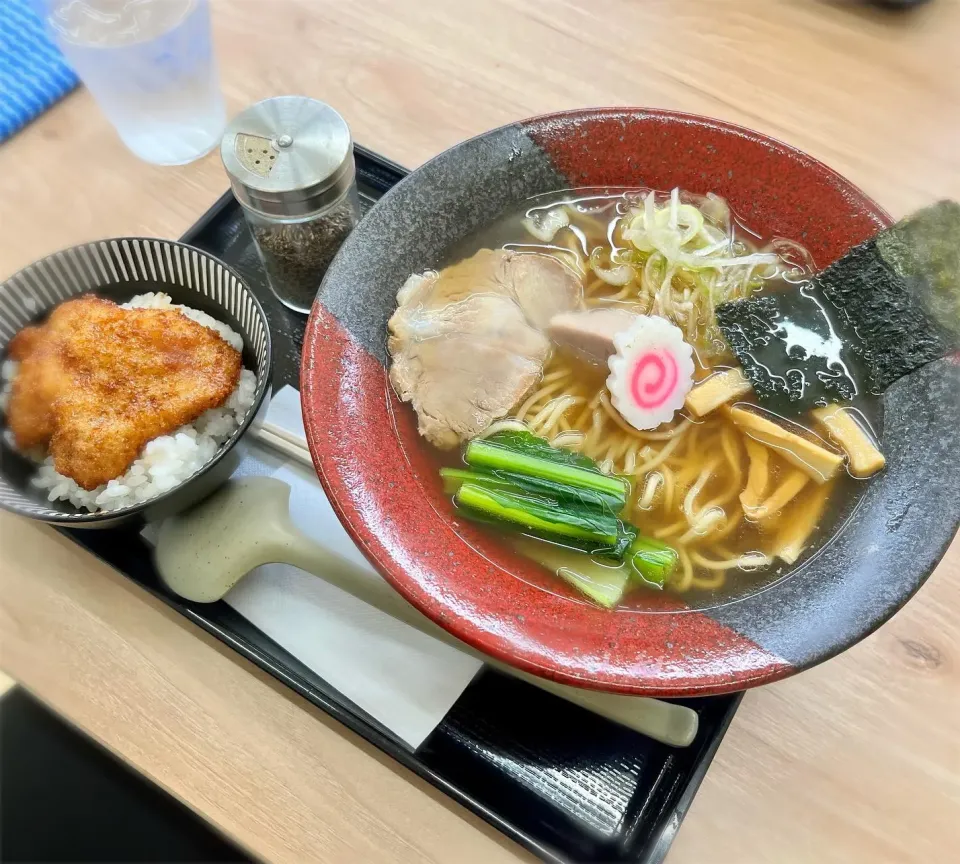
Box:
546;308;640;366
388;248;582;449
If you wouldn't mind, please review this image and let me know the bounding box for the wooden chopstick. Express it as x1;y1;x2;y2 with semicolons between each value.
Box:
255;422;313;467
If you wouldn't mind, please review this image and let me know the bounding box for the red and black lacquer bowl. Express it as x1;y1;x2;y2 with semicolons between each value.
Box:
301;108;960;696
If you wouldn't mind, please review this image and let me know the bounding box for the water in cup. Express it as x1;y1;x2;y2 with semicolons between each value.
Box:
37;0;226;165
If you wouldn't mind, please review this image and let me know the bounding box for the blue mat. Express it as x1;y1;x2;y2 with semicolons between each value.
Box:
0;0;79;143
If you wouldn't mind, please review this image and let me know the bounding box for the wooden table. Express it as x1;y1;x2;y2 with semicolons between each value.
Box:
2;1;959;861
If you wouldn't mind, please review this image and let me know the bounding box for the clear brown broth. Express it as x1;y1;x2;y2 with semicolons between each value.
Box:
407;188;881;609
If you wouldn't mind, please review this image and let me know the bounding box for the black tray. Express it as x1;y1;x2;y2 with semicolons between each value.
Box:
69;146;741;864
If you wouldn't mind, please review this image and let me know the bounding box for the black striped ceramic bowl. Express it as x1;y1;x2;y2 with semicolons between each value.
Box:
0;238;272;528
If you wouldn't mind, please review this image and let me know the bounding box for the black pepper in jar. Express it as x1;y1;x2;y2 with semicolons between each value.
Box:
221;96;360;314
248;191;360;312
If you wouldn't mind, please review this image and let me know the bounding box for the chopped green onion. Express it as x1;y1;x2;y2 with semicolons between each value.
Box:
589;246;635;286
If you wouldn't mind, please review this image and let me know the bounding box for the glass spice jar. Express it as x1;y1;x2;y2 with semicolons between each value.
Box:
220;96;360;314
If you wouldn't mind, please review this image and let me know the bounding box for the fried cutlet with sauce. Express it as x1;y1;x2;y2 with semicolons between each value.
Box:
6;296;242;490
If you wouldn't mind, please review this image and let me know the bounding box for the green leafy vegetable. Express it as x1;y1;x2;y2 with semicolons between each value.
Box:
465;432;628;508
512;537;632;609
562;524;637;559
477;429;597;462
440;466;622;512
481;430;600;470
455;484;622;546
441;468;522;497
441;429;679;605
454;499;636;559
627;536;679;588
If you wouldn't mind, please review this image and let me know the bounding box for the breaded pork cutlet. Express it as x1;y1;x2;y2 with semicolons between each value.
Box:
6;295;241;490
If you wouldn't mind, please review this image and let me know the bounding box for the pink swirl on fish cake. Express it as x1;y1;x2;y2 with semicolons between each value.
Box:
629;350;679;410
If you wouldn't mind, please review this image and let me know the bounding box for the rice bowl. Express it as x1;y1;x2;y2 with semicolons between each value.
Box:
1;292;256;514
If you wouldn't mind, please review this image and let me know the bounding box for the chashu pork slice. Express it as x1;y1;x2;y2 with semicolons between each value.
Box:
505;250;583;330
546;308;640;366
396;249;582;331
389;293;551;450
388;248;582;449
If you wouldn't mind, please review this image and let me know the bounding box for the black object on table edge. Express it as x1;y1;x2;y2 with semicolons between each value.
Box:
66;145;742;864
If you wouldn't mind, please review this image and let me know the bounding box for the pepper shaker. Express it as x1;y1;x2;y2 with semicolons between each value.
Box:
221;96;360;314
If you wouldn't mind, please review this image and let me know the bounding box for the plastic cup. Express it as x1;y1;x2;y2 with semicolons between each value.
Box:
34;0;227;165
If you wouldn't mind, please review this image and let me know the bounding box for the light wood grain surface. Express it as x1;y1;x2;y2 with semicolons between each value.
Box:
1;1;959;862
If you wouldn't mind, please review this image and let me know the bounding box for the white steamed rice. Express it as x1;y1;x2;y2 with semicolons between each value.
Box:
0;358;16;414
0;292;257;513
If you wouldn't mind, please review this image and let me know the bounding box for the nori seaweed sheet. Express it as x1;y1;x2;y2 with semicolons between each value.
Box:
875;200;960;347
719;201;959;398
720;201;959;398
815;236;948;393
716;286;858;415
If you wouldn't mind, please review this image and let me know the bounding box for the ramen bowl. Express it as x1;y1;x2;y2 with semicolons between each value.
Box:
301;108;960;696
0;238;272;529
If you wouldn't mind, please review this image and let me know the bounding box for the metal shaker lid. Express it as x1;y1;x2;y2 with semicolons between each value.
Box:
220;96;354;218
